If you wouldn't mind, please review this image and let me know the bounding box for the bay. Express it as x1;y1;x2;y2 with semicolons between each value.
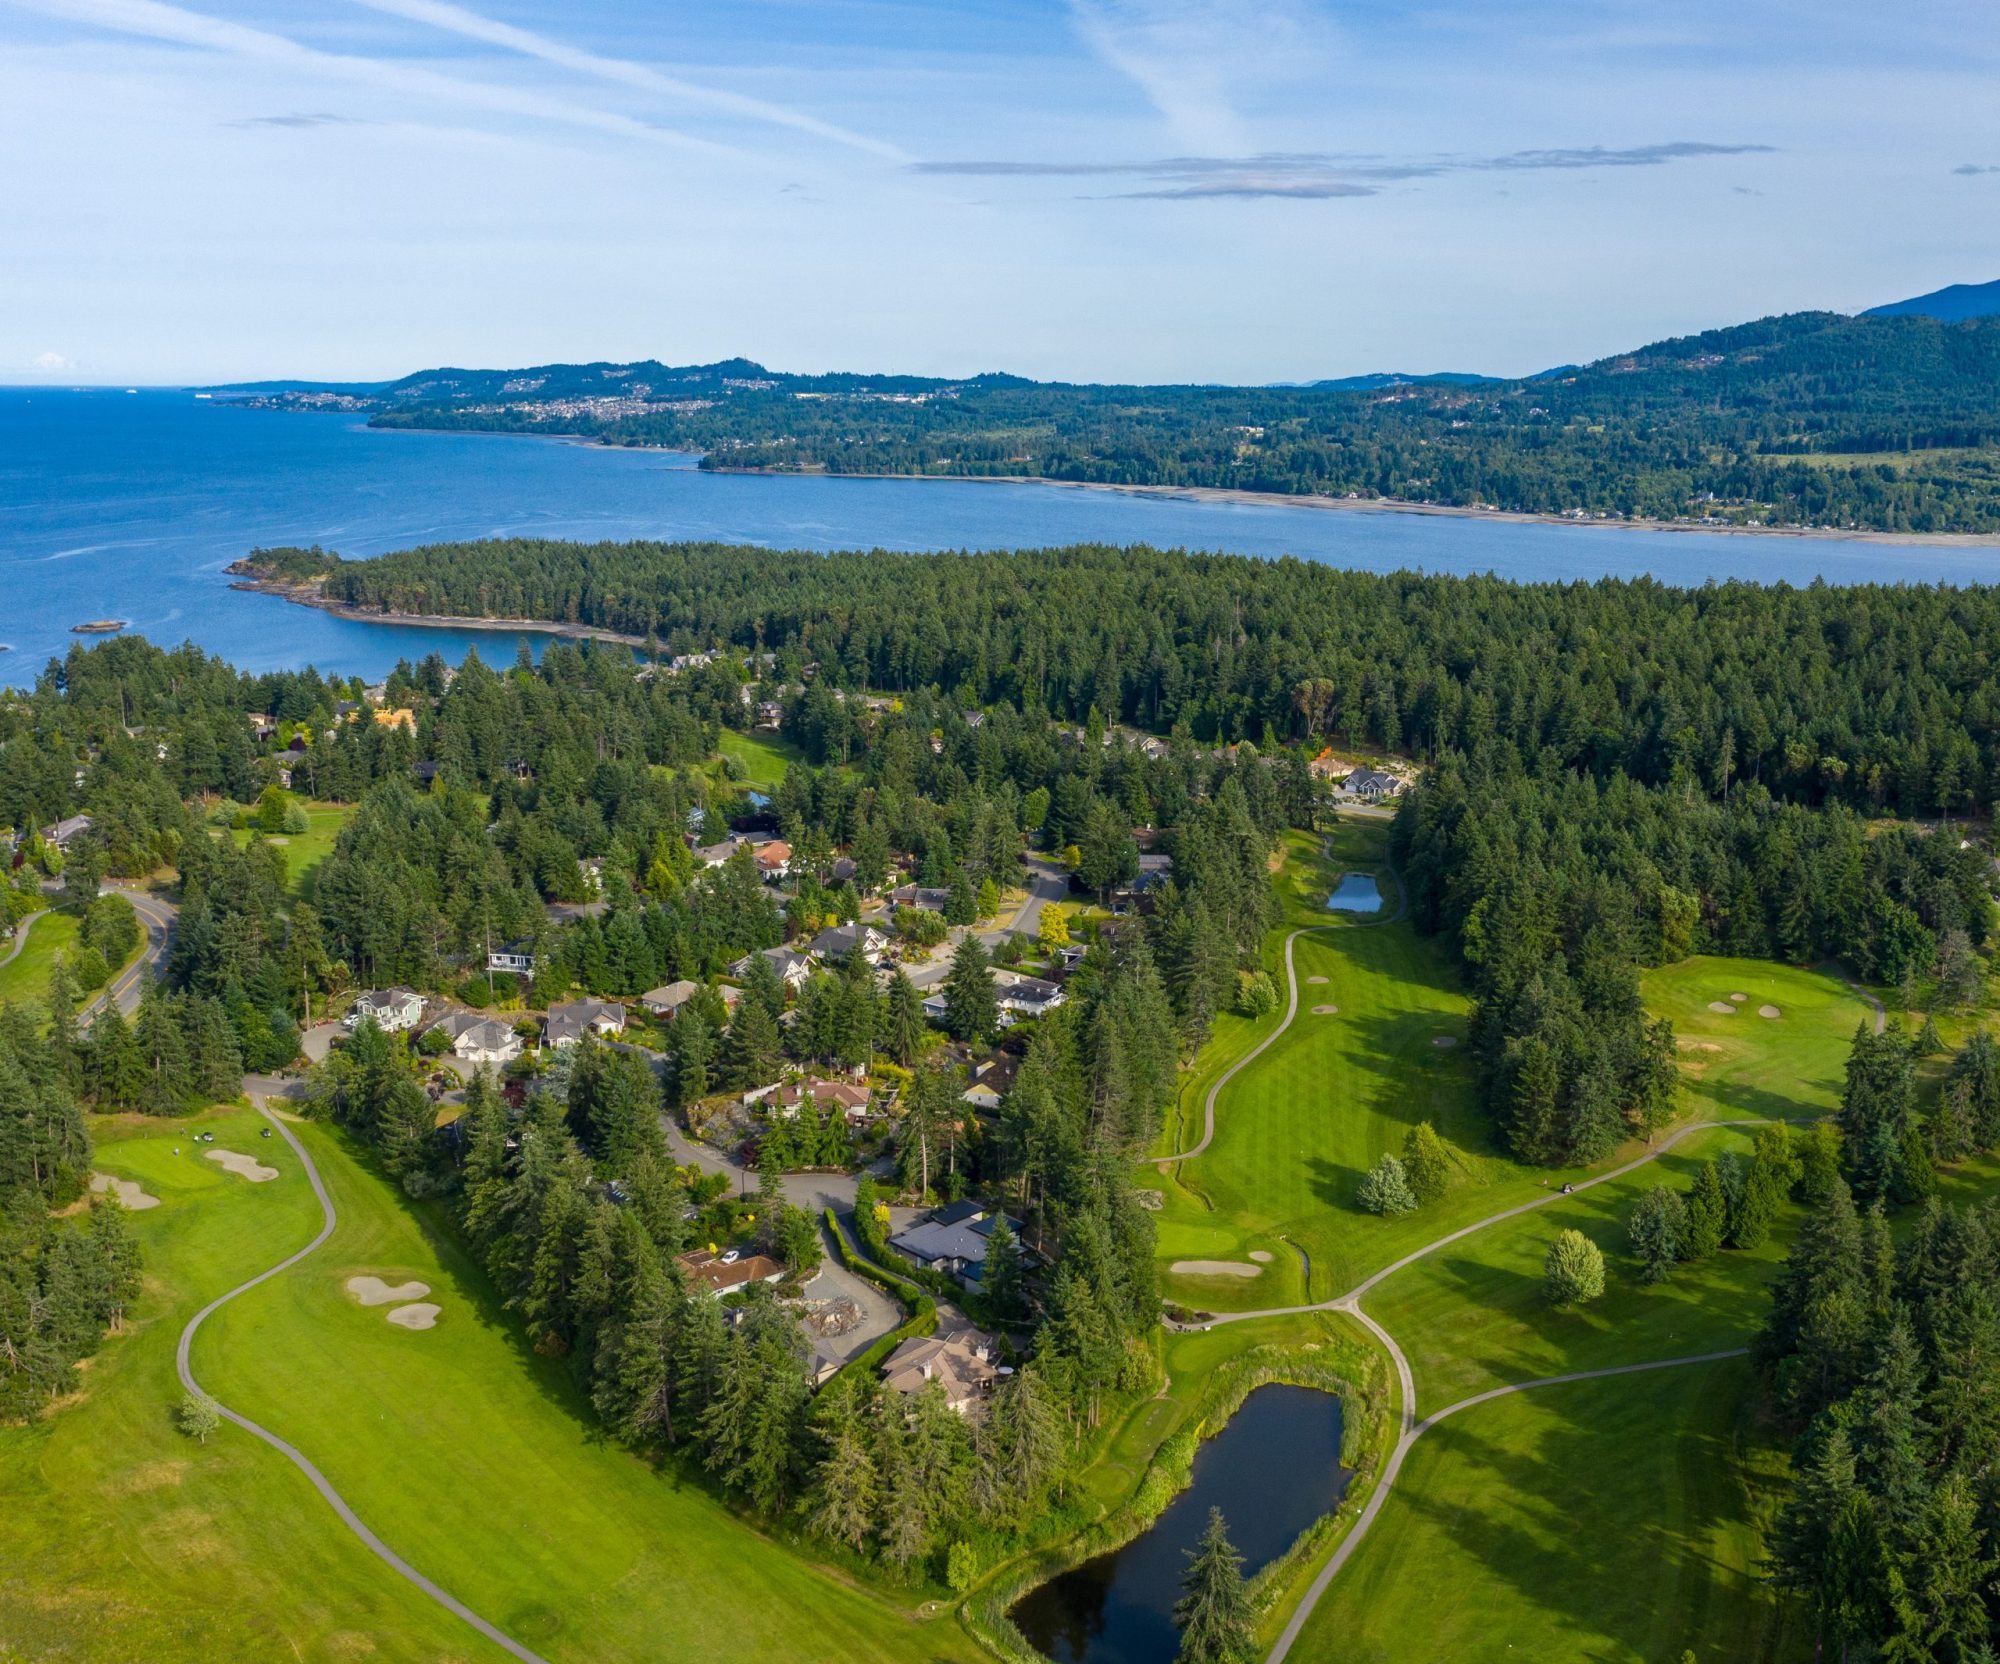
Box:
6;387;1999;690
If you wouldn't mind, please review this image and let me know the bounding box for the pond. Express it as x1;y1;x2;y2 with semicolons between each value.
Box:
1325;873;1384;913
1010;1385;1348;1664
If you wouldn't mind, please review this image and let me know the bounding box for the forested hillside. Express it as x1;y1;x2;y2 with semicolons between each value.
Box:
233;308;2000;531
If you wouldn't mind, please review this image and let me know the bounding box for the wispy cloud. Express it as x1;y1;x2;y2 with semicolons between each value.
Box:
12;0;743;158
1954;163;2000;175
348;0;909;163
226;111;365;129
915;142;1775;202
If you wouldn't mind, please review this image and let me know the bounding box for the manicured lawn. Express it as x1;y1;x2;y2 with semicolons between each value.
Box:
1366;1123;1799;1416
1;1106;973;1664
1639;956;1872;1125
228;803;351;899
0;909;82;1008
0;1108;478;1661
717;728;802;793
1291;1356;1806;1663
195;1117;972;1664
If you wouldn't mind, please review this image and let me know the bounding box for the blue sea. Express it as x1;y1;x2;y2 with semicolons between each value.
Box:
5;386;1999;689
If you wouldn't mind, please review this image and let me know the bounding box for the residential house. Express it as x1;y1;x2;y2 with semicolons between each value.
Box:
424;1011;523;1067
677;1249;787;1298
886;882;951;916
753;700;783;728
961;1052;1019;1112
43;814;93;849
346;987;425;1032
748;1075;873;1123
1337;765;1405;802
641;979;703;1018
993;971;1065;1024
754;840;792;880
889;1200;1021;1287
246;712;277;742
487;942;537;976
879;1319;999;1416
729;946;815;991
373;707;417;734
807;921;889;965
693;837;743;868
1308;747;1359;781
544;998;627;1047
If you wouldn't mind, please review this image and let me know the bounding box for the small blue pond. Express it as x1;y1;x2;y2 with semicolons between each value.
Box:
1325;873;1384;912
1010;1385;1348;1664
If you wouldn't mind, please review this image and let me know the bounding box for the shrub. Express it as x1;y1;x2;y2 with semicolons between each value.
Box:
1236;970;1279;1019
1544;1229;1606;1306
177;1393;220;1443
69;945;110;993
1356;1153;1417;1215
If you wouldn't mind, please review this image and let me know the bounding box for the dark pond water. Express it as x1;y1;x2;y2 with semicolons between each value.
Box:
1325;873;1384;912
1010;1385;1348;1664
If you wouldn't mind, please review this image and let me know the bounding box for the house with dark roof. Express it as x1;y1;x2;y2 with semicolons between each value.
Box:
641;979;703;1017
544;998;627;1047
808;921;889;965
729;945;815;990
1337;765;1406;802
889;1201;1022;1287
961;1053;1019;1112
993;971;1065;1024
424;1010;523;1066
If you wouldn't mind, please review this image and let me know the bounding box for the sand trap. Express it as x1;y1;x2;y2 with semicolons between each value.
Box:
346;1275;432;1308
1706;1001;1737;1016
1171;1259;1262;1279
1759;1005;1782;1019
1311;1004;1339;1015
1677;1039;1724;1053
205;1148;279;1182
386;1303;441;1330
1729;992;1748;1002
1248;1250;1274;1263
1305;975;1329;985
90;1172;160;1211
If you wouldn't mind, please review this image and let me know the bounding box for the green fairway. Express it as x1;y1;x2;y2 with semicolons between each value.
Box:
1288;1356;1804;1663
0;909;82;1007
1;1106;974;1664
0;1108;480;1661
1639;956;1872;1125
717;728;801;793
228;803;351;899
1364;1123;1798;1415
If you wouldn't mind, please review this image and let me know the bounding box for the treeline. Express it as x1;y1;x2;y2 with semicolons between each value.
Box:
0;1008;143;1419
330;311;2000;531
1396;763;1993;1164
273;539;2000;820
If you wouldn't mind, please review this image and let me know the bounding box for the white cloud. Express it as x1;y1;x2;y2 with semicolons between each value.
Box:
10;0;745;159
30;350;76;373
350;0;909;163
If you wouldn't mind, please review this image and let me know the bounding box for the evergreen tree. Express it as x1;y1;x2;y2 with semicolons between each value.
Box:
1629;1184;1686;1283
942;935;997;1046
721;997;782;1091
883;970;926;1067
1400;1120;1451;1206
1173;1508;1255;1664
1682;1159;1728;1260
1543;1229;1605;1306
1356;1152;1417;1215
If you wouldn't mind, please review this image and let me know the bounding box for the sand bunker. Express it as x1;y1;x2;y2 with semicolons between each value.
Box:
1759;1005;1782;1019
1677;1039;1724;1053
205;1148;278;1182
1706;1001;1738;1016
1311;1004;1339;1015
90;1172;160;1211
386;1303;441;1330
1432;1035;1458;1048
1305;975;1329;985
1171;1260;1262;1279
1729;992;1748;1002
347;1275;432;1308
1249;1250;1274;1263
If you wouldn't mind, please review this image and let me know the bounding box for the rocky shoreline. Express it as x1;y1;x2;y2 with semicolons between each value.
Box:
225;566;650;648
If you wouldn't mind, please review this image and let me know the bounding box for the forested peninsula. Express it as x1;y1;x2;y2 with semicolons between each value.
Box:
225;307;2000;533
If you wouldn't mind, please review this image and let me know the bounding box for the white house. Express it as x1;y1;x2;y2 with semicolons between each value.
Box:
730;946;815;991
544;998;627;1047
346;988;425;1032
425;1010;523;1067
487;942;537;975
993;971;1065;1024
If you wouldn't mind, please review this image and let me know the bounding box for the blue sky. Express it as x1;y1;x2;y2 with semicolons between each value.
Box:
3;0;1997;383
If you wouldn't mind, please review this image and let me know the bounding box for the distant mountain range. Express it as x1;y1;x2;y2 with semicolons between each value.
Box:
205;283;2000;534
1864;278;2000;324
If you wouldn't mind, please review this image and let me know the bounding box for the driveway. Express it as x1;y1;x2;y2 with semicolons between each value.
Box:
799;1248;903;1365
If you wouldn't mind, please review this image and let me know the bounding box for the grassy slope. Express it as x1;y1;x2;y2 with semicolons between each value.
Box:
197;1117;971;1664
1294;1358;1800;1663
716;729;801;794
228;804;352;899
0;1109;478;1662
0;910;82;1007
1159;828;1886;1662
1;1107;973;1664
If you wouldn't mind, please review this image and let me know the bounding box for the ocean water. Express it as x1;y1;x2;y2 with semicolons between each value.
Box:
5;387;1999;689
